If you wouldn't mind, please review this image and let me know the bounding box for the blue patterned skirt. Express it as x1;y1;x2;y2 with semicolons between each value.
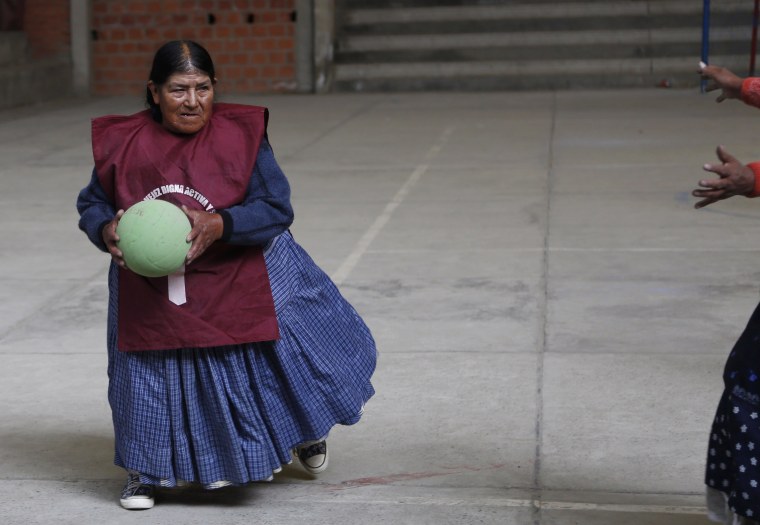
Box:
706;302;760;520
106;231;376;488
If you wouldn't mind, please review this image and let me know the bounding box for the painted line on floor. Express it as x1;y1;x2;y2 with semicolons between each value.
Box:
536;500;705;515
331;125;455;285
300;494;706;515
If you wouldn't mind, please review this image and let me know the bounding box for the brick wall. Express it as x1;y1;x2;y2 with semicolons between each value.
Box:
91;0;297;96
23;0;71;60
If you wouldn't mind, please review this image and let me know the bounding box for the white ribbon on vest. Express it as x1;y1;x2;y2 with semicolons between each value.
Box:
168;265;187;306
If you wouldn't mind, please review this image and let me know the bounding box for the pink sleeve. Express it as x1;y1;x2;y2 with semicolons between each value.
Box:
747;162;760;197
741;78;760;108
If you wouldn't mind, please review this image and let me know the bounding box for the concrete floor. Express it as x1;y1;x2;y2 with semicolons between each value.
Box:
1;87;757;524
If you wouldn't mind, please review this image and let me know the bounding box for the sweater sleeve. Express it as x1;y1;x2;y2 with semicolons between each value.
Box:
741;78;760;109
217;136;294;246
76;168;115;252
746;162;760;198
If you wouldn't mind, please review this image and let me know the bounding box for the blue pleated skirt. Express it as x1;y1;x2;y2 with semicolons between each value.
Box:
106;231;377;488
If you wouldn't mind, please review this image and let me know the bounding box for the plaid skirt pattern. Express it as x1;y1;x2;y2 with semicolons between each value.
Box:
105;231;376;487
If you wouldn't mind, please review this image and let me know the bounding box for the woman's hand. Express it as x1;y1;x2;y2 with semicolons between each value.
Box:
693;146;755;208
699;63;743;103
102;209;126;267
182;205;223;264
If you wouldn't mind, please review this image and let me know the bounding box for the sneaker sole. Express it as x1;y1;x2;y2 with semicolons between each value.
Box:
120;497;154;510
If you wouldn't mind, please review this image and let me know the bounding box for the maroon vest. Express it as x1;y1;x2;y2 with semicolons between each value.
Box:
92;103;279;351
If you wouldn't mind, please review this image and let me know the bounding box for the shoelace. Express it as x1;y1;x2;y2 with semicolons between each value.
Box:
123;475;151;497
299;441;326;459
124;475;141;492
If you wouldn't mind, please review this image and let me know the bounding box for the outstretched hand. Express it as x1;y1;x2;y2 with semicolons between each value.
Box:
693;146;755;208
699;63;743;103
182;205;223;264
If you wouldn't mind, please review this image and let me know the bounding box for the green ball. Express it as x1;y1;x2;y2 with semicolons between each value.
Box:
116;200;192;278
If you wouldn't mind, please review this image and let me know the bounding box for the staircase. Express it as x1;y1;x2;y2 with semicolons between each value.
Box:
333;0;755;92
0;32;73;110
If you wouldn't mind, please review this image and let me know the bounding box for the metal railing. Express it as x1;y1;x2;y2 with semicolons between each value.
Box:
701;0;760;90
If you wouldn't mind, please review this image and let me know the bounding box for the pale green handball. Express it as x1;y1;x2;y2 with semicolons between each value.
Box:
116;200;192;278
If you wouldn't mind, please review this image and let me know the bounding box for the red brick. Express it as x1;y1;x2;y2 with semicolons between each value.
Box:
88;0;296;95
127;1;144;12
93;55;111;68
128;55;149;68
138;41;156;52
163;27;179;39
205;40;224;54
239;38;258;51
234;26;252;38
225;66;242;79
110;56;128;68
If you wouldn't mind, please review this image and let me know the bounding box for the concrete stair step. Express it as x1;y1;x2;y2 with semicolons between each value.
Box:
333;0;753;92
334;54;748;92
340;0;655;8
0;59;73;110
0;33;29;67
336;42;748;65
336;56;737;80
340;12;750;37
343;1;749;24
338;27;750;53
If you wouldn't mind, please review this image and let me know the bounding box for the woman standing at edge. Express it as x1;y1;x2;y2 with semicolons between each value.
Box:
693;63;760;524
76;40;377;510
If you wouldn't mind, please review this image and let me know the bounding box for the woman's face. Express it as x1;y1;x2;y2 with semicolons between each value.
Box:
149;70;215;135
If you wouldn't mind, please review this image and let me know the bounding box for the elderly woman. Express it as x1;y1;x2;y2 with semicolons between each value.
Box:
76;40;376;510
693;64;760;525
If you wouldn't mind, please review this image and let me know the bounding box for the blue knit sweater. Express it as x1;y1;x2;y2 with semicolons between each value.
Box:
76;136;294;251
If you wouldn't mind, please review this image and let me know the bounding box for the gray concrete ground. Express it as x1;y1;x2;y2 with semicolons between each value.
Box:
1;88;756;524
